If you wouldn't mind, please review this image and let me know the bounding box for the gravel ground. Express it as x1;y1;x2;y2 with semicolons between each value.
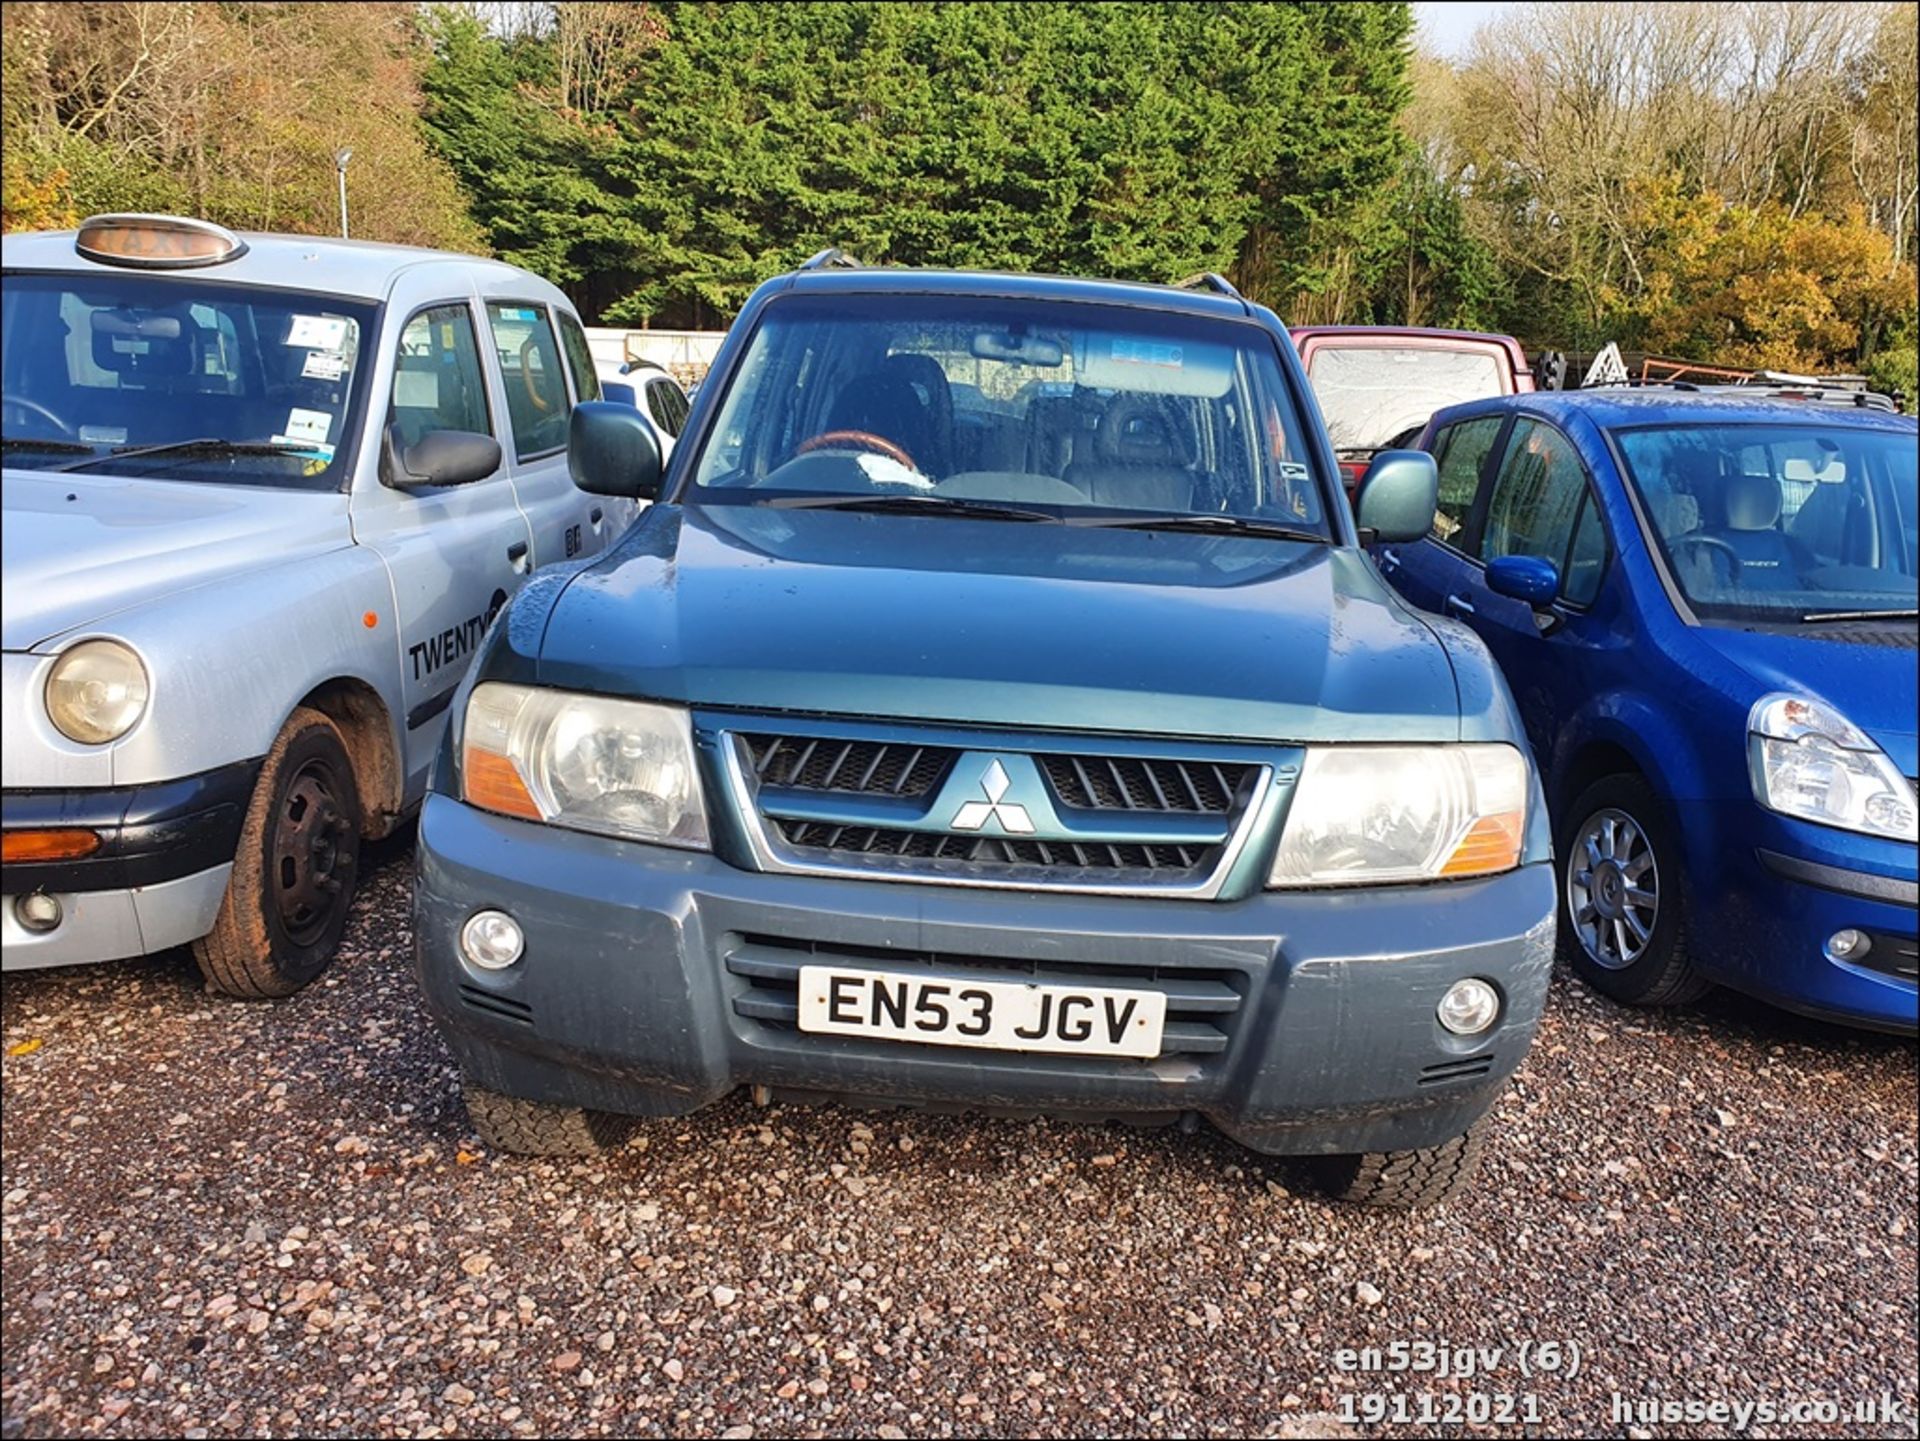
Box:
3;837;1915;1440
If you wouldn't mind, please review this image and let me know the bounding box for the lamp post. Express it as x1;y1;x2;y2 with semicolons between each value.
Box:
334;148;352;239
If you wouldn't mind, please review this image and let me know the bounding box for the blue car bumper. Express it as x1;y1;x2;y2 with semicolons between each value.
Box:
413;795;1558;1156
1680;801;1918;1034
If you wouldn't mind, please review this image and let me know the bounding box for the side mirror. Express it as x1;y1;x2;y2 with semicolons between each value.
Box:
383;426;501;489
600;380;638;407
1354;450;1438;543
1486;554;1560;609
569;400;663;500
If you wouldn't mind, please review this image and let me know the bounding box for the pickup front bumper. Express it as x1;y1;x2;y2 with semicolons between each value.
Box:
1;759;256;968
414;794;1557;1157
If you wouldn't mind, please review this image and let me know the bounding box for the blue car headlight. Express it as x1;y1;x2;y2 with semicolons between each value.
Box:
1748;694;1918;843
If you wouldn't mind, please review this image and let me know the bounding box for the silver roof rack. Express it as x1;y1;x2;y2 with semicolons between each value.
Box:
1173;272;1243;299
799;248;864;271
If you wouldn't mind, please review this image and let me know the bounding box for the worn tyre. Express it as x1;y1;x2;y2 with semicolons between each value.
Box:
1557;772;1709;1008
1316;1123;1487;1210
464;1084;634;1157
193;707;362;998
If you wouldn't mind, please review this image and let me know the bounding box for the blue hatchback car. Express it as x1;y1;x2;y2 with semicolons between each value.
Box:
1379;390;1917;1032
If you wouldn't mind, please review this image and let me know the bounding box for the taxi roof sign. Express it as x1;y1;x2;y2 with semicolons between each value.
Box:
75;214;247;270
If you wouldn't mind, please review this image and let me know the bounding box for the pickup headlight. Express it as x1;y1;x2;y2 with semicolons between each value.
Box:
1268;744;1528;887
1748;694;1917;842
460;682;709;848
45;640;149;744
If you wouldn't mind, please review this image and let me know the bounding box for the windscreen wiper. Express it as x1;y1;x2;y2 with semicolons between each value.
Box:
1065;512;1329;544
52;438;316;473
762;492;1059;523
2;437;95;455
1801;608;1920;622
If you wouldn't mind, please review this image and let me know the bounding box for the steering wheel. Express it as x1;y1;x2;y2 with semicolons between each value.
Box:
795;429;918;473
2;393;76;438
1669;534;1744;586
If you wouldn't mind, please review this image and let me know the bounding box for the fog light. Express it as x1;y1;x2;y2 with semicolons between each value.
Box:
459;910;524;970
14;892;63;933
1437;977;1501;1035
1825;928;1871;963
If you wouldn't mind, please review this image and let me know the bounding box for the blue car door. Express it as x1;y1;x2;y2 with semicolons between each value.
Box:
1450;415;1615;771
1377;413;1506;615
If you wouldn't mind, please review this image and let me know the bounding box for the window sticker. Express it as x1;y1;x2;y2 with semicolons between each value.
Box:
301;350;348;382
281;407;334;444
286;315;350;350
1277;461;1311;484
78;424;128;445
393;369;439;408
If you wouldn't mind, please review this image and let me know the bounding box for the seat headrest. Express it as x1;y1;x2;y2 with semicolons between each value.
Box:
824;373;934;462
1722;473;1782;531
1095;396;1190;467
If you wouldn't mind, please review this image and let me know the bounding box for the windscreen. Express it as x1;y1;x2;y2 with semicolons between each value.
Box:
1;271;377;489
689;294;1331;533
1614;422;1919;623
1308;344;1506;452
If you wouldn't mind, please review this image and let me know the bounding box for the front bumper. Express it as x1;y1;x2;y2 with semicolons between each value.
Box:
414;795;1557;1156
1678;801;1918;1034
0;760;256;968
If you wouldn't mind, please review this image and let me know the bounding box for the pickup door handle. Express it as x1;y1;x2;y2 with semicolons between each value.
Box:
1444;592;1476;617
507;540;529;570
590;506;604;525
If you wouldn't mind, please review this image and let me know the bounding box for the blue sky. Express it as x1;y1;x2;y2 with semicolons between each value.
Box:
1414;1;1524;59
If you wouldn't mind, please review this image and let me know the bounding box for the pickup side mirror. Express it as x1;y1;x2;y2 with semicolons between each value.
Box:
382;426;501;489
1486;554;1560;609
569;400;662;500
1354;450;1438;543
600;380;638;407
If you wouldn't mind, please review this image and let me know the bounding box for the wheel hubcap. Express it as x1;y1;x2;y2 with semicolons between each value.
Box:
272;760;354;947
1567;806;1659;970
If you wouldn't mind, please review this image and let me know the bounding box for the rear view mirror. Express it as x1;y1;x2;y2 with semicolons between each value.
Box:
384;427;501;489
569;400;663;500
1487;555;1560;609
1354;450;1438;543
971;330;1064;367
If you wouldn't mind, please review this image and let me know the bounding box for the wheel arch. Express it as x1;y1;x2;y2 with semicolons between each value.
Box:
294;677;404;839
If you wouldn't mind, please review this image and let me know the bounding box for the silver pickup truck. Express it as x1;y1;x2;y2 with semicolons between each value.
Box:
1;214;635;995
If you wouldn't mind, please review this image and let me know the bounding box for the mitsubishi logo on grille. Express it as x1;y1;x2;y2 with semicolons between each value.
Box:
949;759;1035;834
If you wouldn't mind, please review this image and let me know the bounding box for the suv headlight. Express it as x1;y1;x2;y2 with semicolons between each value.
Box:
460;682;709;848
1748;694;1917;842
45;640;149;744
1268;744;1528;887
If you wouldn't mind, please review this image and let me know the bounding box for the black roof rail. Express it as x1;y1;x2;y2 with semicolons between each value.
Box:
799;247;864;271
1173;271;1243;299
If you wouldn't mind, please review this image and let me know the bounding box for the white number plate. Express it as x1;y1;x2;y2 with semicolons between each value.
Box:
795;966;1166;1058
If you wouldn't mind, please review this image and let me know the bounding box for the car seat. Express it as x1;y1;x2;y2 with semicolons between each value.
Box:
1705;473;1805;589
1063;395;1197;511
819;371;937;473
879;354;954;478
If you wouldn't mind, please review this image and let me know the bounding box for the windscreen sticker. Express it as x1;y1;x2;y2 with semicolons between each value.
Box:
78;424;127;444
286;315;350;350
1109;338;1185;369
856;453;934;490
281;407;334;444
301;350;348;382
1277;461;1311;484
270;436;337;463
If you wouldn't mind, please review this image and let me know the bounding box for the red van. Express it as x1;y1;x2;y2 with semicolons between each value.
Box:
1289;327;1534;496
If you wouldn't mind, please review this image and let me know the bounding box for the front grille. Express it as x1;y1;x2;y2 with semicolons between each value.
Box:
770;821;1212;875
1040;755;1248;814
742;734;955;798
725;935;1244;1058
733;726;1269;893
